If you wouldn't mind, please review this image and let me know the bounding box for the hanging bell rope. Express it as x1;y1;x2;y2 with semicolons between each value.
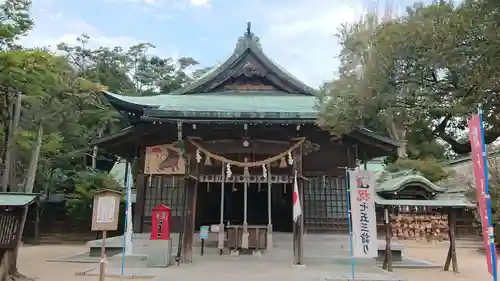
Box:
188;137;305;167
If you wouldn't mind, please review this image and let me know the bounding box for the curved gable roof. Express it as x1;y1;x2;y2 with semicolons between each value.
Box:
171;25;316;96
377;174;446;194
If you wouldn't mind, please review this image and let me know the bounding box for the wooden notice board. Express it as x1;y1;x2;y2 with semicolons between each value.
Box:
91;189;122;231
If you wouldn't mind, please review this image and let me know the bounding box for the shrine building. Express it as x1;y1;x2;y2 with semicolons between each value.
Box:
94;24;400;262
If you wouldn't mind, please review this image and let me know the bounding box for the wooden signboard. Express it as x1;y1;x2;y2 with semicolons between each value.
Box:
91;190;121;281
144;143;186;175
91;190;122;231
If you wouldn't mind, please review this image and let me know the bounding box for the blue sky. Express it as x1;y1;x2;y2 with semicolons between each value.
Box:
23;0;445;88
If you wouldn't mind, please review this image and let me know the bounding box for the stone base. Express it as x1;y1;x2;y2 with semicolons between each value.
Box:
217;224;225;249
252;250;262;256
242;231;249;249
108;254;147;268
146;239;172;268
267;232;273;249
376;242;404;262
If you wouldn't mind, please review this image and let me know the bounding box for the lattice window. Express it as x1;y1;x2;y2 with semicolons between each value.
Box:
144;176;185;216
143;175;185;232
303;176;349;232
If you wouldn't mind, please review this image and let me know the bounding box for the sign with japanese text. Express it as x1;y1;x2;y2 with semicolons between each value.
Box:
468;114;496;275
349;169;378;258
91;190;121;231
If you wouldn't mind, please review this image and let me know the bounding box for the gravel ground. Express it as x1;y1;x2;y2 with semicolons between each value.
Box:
16;241;494;281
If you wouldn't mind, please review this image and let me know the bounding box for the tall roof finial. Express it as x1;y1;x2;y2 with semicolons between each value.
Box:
246;22;251;37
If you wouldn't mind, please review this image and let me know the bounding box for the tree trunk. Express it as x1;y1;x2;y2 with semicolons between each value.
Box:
2;124;44;281
1;93;22;192
387;119;407;159
91;125;105;169
0;249;11;281
24;123;43;193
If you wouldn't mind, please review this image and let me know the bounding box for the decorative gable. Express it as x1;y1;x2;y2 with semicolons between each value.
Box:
171;22;316;96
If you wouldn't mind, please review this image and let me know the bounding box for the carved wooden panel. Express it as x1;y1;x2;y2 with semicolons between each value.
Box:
222;83;276;91
201;52;298;94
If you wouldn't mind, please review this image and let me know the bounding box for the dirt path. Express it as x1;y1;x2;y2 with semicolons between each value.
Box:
395;241;493;281
17;245;91;281
15;241;495;281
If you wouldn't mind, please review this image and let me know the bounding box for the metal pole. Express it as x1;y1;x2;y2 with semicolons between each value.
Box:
478;106;498;281
346;168;355;280
121;159;131;276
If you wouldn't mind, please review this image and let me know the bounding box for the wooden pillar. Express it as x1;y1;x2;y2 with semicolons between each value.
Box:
242;176;249;249
218;165;225;253
182;160;199;263
134;148;146;233
293;144;304;265
33;198;40;245
382;207;393;272
267;163;273;250
444;208;458;273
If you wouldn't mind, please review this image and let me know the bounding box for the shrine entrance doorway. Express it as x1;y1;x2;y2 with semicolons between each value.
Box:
195;182;293;233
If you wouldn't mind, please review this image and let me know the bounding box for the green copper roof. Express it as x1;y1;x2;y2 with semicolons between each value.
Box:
0;193;37;206
374;171;473;207
103;91;318;120
376;173;446;193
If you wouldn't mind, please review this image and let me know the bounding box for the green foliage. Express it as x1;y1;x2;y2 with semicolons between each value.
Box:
0;0;33;49
319;0;500;156
0;0;203;219
385;158;449;183
65;171;121;223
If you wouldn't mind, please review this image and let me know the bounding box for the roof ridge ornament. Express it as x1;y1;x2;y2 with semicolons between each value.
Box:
234;22;262;53
246;22;252;38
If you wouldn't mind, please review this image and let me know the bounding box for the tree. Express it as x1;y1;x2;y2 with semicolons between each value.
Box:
319;0;500;156
383;158;449;183
65;171;121;225
444;147;500;242
0;1;204;279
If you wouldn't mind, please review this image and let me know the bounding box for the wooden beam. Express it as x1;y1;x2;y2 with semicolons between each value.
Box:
292;143;305;265
444;208;459;273
382;207;393;272
298;143;304;265
182;161;199;263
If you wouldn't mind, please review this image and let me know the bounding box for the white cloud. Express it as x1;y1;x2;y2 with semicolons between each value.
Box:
19;8;172;58
104;0;210;8
21;18;141;50
255;0;366;88
189;0;211;7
